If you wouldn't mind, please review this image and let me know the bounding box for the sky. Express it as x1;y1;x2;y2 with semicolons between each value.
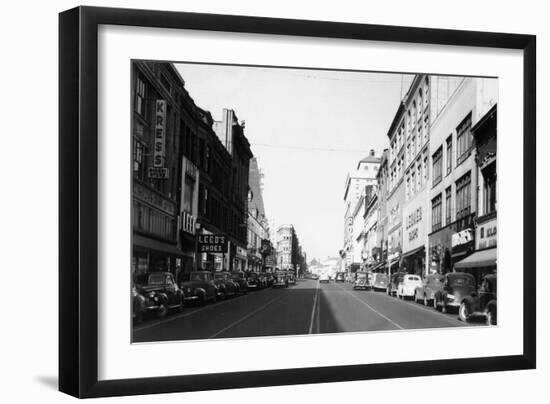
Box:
176;63;414;261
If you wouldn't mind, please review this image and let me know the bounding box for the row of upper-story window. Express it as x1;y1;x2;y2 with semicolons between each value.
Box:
431;171;472;232
389;76;430;165
431;112;473;188
405;152;429;201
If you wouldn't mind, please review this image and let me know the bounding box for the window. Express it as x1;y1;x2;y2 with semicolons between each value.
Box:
446;135;453;175
205;145;210;174
432;194;442;232
182;176;194;212
423;156;428;184
416;162;422;189
456;113;473;165
133;138;146;179
455;172;471;220
483;166;497;214
423;116;429;144
135;75;146;117
445;186;452;225
432;147;443;186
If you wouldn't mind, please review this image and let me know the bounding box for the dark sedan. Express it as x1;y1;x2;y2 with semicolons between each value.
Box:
179;271;219;305
213;272;239;299
134;272;184;318
433;272;476;313
230;271;249;294
458;274;497;325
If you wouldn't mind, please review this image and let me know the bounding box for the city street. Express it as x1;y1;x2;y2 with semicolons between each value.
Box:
133;278;483;343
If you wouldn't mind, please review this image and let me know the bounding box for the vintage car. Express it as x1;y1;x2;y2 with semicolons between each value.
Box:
258;272;269;288
458;274;497;325
414;273;445;305
433;272;476;313
230;271;249;294
319;273;330;284
246;272;263;290
134;272;184;318
353;271;370;290
371;273;389;292
335;272;346;283
397;274;423;300
179;271;219;305
132;285;146;324
273;271;288;287
387;272;406;297
213;272;239;299
286;271;297;285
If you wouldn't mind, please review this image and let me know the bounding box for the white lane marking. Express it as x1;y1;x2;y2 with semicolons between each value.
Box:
334;283;404;330
133;289;274;333
209;296;282;338
308;280;320;334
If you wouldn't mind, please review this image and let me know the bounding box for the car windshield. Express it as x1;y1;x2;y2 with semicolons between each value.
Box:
376;274;388;281
214;273;226;280
448;275;474;286
248;273;258;278
147;273;166;285
231;272;244;279
190;273;207;281
357;273;367;279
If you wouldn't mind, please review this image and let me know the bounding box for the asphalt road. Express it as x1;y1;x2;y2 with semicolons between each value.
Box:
133;278;483;343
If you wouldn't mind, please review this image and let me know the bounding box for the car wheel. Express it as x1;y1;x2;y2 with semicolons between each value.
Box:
423;295;428;306
434;297;440;311
178;299;185;313
156;303;168;318
441;303;447;314
486;306;496;326
458;302;469;322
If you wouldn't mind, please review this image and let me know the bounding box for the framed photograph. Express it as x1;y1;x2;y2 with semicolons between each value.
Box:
59;6;536;398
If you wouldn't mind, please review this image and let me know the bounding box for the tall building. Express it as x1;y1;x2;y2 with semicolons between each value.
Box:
131;61;253;280
427;77;498;277
375;149;389;271
246;157;271;272
276;224;306;275
342;150;381;273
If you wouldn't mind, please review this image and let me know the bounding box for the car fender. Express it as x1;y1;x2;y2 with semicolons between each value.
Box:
195;287;206;299
485;299;497;313
157;292;168;303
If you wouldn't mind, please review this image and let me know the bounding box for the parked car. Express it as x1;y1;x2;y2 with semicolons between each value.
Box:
458;274;497;325
353;271;370;290
134;272;184;318
179;271;219;305
273;271;288;287
213;272;239;299
230;271;249;294
286;272;297;285
387;272;406;296
414;273;445;305
264;272;275;286
335;272;346;282
246;272;263;290
433;272;476;313
132;285;146;324
258;272;269;288
319;273;330;284
371;273;389;292
397;274;423;300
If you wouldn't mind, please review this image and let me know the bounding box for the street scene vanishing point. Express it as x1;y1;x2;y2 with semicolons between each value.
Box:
131;61;498;343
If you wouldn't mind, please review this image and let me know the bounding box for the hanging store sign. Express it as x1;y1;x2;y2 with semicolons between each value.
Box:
148;167;169;179
153;100;167;168
452;228;473;248
198;234;228;253
476;217;497;250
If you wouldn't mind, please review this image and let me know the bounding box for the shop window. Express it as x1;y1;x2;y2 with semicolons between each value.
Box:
483;165;497;215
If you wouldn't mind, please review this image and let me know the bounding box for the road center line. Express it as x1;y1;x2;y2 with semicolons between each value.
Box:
209;296;282;338
334;283;404;330
308;280;320;334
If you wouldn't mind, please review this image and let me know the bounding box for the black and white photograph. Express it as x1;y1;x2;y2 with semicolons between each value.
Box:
131;61;498;343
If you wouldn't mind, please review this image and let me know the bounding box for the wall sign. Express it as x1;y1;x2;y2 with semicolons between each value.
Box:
153;99;167;168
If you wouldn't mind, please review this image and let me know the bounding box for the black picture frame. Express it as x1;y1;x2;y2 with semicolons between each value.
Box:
59;6;536;398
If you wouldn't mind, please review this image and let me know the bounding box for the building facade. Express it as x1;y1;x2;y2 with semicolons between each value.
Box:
131;61;254;281
276;224;306;275
342;150;381;273
427;77;498;276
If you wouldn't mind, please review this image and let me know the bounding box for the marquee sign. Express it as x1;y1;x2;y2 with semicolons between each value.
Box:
198;234;228;253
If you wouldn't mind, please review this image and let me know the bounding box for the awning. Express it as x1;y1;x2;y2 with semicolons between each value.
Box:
372;261;387;272
133;234;185;257
401;246;425;259
454;248;496;269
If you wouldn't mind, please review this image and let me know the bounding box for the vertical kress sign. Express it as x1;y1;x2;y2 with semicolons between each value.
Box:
153;100;166;168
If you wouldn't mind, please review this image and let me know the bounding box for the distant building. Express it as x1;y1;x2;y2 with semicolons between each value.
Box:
342;150;381;274
246;157;270;272
276;224;306;276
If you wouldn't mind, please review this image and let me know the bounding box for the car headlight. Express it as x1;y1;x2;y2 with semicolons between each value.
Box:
153;296;159;302
148;291;155;298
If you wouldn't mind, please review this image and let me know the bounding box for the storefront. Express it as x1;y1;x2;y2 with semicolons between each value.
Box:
402;197;428;275
132;234;185;278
